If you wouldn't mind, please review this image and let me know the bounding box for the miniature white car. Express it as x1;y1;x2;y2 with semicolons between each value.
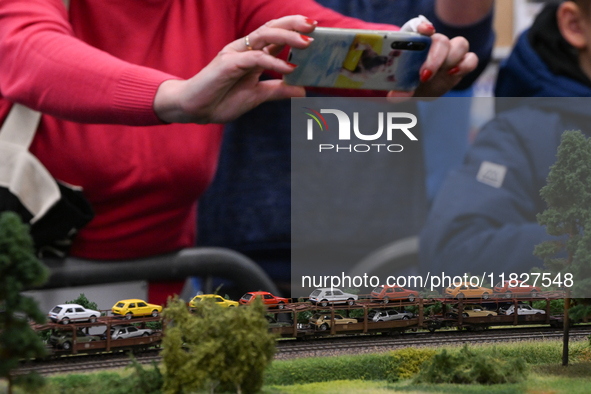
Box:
504;304;545;315
368;309;414;322
48;304;100;324
101;325;154;340
309;288;358;307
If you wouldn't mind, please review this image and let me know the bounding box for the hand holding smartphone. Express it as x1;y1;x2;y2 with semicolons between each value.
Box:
284;27;431;91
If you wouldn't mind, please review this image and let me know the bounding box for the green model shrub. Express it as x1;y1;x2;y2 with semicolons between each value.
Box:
387;347;437;381
0;212;49;394
161;296;275;394
414;345;527;385
265;353;392;385
125;358;163;394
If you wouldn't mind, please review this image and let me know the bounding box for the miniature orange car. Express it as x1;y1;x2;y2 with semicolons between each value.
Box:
370;285;418;303
445;283;493;300
493;280;541;297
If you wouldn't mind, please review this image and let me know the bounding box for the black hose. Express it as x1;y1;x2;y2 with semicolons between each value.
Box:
39;247;279;295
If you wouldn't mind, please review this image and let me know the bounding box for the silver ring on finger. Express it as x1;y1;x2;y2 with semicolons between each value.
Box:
245;35;253;51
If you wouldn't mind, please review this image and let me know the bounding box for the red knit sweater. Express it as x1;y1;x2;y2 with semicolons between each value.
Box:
0;0;393;260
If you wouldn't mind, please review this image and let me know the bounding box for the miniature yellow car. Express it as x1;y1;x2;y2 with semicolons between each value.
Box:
309;313;357;331
450;304;498;318
111;299;162;320
445;282;493;299
189;294;239;308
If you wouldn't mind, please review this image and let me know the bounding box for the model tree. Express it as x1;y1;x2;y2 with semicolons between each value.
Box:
534;130;591;366
161;296;275;394
0;212;49;393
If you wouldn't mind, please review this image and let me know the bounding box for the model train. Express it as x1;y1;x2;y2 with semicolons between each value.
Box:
34;314;162;356
32;287;570;357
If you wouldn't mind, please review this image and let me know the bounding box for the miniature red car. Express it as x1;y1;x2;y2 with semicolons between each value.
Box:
493;280;541;297
239;291;289;309
370;285;418;303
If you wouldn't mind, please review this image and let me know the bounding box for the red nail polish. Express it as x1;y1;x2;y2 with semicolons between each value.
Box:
305;18;317;25
286;62;298;68
420;69;433;83
300;34;313;42
448;66;460;76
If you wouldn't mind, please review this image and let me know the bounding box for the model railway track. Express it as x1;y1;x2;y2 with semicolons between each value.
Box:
17;326;591;375
15;349;161;376
274;326;591;358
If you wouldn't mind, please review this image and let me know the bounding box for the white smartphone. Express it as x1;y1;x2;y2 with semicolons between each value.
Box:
284;27;431;91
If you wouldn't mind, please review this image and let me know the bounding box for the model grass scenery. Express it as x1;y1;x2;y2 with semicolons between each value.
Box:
19;338;591;394
3;248;586;394
6;273;588;393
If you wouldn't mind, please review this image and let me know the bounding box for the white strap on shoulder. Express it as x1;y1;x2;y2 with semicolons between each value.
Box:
0;105;60;223
0;0;71;221
0;104;42;149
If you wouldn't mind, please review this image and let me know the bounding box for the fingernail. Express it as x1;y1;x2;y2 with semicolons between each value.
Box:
286;62;298;68
448;66;460;76
300;34;314;42
420;69;433;83
305;18;317;26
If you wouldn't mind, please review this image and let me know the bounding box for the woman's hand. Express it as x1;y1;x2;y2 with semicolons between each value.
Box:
154;15;316;124
389;21;479;98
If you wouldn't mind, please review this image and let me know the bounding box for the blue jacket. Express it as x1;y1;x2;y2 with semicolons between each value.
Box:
419;30;591;277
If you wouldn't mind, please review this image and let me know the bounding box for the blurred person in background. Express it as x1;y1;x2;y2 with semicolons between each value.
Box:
420;1;591;278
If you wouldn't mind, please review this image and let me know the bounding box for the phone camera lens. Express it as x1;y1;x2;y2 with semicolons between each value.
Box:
390;41;426;51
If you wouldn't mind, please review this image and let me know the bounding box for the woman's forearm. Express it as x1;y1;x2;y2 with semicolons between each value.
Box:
435;0;494;27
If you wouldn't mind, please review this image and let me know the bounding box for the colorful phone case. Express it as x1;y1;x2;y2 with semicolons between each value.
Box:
284;27;431;91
